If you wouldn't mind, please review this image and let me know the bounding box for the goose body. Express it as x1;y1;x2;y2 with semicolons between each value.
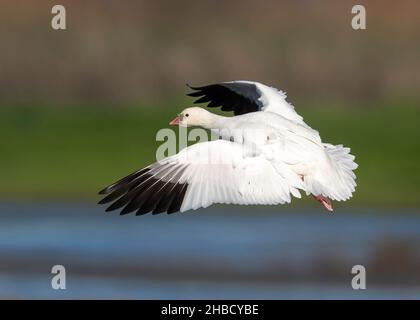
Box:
98;81;358;215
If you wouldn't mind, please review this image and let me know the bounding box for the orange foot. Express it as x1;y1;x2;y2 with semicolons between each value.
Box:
313;195;334;213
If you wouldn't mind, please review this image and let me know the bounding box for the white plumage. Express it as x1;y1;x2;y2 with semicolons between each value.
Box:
99;81;358;215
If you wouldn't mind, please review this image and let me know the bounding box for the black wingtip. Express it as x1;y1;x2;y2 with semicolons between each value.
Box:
186;83;203;90
98;196;113;205
98;164;189;217
186;83;198;91
98;188;108;195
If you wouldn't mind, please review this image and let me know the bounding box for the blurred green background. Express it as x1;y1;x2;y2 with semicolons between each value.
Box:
0;0;419;207
1;0;420;300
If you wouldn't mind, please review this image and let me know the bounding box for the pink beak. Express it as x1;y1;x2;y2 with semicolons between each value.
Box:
169;116;180;126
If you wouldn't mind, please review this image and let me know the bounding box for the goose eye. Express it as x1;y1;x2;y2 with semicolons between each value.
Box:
185;113;189;117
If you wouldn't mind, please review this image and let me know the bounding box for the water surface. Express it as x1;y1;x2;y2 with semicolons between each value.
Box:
0;203;419;299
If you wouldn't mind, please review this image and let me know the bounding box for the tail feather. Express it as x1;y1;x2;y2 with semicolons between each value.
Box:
323;143;358;201
304;143;358;201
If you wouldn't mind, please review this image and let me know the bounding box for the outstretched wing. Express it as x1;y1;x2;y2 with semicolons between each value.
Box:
98;140;303;215
187;80;304;124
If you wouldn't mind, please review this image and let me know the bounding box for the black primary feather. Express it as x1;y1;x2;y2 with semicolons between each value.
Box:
187;82;263;115
98;165;189;216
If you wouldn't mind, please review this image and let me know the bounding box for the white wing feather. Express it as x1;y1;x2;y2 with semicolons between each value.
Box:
158;140;304;212
228;80;305;125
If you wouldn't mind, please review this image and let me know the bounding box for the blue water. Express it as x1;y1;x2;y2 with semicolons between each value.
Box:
0;203;419;299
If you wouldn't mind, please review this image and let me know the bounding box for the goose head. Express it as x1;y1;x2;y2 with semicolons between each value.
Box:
169;107;215;128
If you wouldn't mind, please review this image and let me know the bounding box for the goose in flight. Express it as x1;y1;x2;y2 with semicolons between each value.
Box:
98;81;357;215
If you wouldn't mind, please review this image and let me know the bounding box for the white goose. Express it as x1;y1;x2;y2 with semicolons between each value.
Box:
98;81;357;215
